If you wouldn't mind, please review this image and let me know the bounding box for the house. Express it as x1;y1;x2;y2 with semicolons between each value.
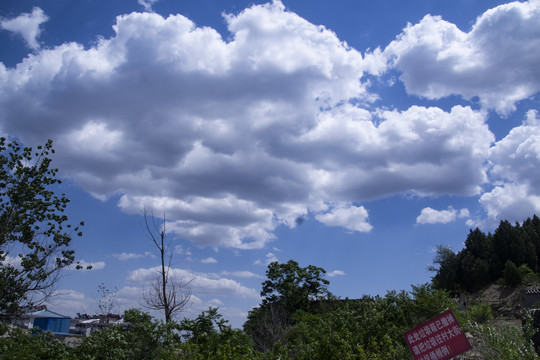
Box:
71;313;124;336
24;309;71;334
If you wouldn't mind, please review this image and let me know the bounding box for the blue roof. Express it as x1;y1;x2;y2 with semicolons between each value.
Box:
29;310;70;319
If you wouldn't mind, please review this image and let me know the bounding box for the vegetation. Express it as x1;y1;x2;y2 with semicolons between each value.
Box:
431;216;540;293
0;138;86;319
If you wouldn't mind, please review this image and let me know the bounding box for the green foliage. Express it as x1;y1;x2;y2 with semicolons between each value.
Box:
431;215;540;293
429;245;460;292
0;327;71;360
177;307;262;359
285;298;413;360
0;138;85;317
520;264;538;284
504;260;523;288
261;260;331;313
466;302;493;324
244;283;456;359
245;260;332;352
76;308;179;360
467;319;539;360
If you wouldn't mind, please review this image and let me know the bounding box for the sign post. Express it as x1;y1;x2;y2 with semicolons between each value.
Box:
403;310;471;360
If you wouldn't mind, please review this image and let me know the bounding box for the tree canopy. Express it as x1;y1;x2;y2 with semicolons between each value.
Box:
430;215;540;293
0;138;85;318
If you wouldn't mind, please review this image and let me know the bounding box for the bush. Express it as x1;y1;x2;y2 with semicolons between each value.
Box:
520;264;538;284
468;303;493;324
0;327;71;360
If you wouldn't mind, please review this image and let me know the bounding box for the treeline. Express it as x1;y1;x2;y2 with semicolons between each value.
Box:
431;215;540;293
0;284;509;360
2;260;539;359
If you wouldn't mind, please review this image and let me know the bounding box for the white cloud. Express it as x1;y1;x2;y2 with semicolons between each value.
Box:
327;270;345;277
416;207;469;225
315;202;372;232
138;0;159;12
127;266;259;299
254;252;278;266
304;105;493;199
46;290;89;316
0;254;21;268
0;2;506;250
0;7;48;50
479;110;540;222
112;252;155;261
384;0;540;114
479;183;540;223
201;257;218;264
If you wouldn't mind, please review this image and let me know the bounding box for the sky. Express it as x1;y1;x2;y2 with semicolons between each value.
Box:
1;0;539;328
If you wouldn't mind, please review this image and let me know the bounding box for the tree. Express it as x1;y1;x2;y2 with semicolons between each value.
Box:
429;245;460;292
245;260;331;351
0;138;85;319
261;259;331;313
142;210;191;323
96;283;118;318
503;260;522;288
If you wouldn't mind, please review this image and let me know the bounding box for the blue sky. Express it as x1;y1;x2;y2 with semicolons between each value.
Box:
1;0;539;328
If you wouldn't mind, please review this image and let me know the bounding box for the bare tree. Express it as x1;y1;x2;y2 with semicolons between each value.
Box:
96;283;118;315
142;210;192;323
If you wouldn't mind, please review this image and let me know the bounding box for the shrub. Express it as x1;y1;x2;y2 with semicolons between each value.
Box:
468;303;493;324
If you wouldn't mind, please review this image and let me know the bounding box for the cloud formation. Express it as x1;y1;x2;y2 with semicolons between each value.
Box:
127;266;259;298
416;207;469;225
0;7;48;50
0;0;537;249
383;0;540;114
315;202;372;232
480;110;540;221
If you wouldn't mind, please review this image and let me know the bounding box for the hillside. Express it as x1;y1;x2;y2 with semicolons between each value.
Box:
453;280;540;359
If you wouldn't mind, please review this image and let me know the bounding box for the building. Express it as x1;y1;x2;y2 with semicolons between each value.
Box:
23;309;71;335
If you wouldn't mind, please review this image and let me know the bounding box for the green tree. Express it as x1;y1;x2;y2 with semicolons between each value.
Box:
0;138;85;318
503;260;522;288
245;260;331;352
75;308;179;360
260;260;331;313
429;245;460;292
178;307;260;359
0;326;71;360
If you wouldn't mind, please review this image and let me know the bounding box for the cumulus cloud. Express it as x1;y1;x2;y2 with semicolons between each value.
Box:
315;202;372;232
201;257;218;264
0;1;514;250
416;207;470;225
127;266;259;298
480;110;540;222
0;7;48;50
384;0;540;114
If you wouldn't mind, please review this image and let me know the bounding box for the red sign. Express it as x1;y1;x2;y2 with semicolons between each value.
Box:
403;310;471;360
